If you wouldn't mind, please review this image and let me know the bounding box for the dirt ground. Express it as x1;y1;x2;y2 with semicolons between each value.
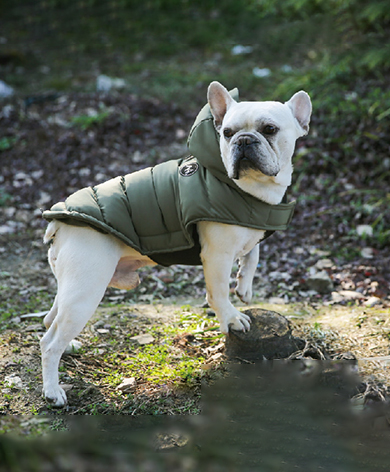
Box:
0;233;389;420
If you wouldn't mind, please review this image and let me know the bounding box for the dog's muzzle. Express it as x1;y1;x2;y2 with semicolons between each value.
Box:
231;134;279;180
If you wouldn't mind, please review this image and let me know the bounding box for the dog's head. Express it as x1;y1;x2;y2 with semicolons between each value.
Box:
207;81;312;183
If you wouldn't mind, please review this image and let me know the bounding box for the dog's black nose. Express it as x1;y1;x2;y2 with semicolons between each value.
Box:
237;135;256;147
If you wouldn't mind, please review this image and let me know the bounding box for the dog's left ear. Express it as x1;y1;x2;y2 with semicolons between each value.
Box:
208;81;236;131
286;91;312;136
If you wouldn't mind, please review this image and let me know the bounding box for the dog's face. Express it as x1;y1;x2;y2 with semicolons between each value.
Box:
207;81;312;182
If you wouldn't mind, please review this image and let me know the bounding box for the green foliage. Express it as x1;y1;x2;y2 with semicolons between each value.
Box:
71;110;110;129
0;188;12;207
0;136;17;151
101;310;221;390
250;0;390;71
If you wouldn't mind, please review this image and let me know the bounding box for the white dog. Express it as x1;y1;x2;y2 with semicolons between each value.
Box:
40;82;311;406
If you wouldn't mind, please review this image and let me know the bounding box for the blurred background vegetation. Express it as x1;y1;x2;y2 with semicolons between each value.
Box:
1;0;389;239
1;0;390;104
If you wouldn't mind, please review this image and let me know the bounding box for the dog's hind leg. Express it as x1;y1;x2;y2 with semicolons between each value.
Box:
44;294;58;329
235;244;259;304
40;228;122;407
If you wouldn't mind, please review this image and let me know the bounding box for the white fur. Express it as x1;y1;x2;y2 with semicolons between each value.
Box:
40;81;311;406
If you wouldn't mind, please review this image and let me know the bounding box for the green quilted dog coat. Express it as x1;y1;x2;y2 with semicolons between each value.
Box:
42;89;295;266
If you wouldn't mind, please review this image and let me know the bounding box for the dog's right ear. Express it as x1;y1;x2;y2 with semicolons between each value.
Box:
207;81;236;131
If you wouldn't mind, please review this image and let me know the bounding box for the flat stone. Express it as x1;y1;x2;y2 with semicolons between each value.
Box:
361;247;374;259
339;290;365;300
269;271;291;281
268;296;286;305
116;377;137;393
315;258;334;270
96;328;110;335
130;333;155;346
24;323;44;332
306;271;334;294
364;296;381;307
4;374;23;389
225;308;304;360
357;225;373;237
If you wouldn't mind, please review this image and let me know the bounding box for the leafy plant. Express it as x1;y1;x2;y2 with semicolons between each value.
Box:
71;110;110;130
0;136;17;151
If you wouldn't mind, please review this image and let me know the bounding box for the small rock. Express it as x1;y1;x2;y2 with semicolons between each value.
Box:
0;80;14;98
96;74;126;92
93;320;105;329
96;328;110;335
268;296;286;305
269;271;291;281
330;292;343;303
63;340;83;355
130;333;155;346
315;259;334;270
0;225;15;235
356;225;373;237
231;45;253;55
4;374;23;389
116;377;137;393
339;290;365;300
281;64;293;73
306;271;334;294
361;247;374;259
298;290;318;298
309;248;331;257
252;67;271;78
210;352;224;362
175;129;186;140
364;296;381;307
24;323;44;332
96;75;112;92
1;104;14;118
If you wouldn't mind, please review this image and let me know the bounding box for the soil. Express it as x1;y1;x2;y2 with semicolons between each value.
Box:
0;92;390;424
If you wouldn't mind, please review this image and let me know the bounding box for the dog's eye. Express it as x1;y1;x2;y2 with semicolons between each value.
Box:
223;128;234;139
262;125;278;135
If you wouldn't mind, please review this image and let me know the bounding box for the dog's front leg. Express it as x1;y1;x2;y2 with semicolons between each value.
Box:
235;244;259;304
198;222;251;334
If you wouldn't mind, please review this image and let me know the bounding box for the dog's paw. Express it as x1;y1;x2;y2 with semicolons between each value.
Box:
43;385;67;408
235;275;253;304
235;286;252;305
220;310;251;334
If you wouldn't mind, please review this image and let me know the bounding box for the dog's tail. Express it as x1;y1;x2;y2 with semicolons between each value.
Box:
43;220;59;245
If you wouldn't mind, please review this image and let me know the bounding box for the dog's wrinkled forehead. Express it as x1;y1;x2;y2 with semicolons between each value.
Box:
223;101;293;130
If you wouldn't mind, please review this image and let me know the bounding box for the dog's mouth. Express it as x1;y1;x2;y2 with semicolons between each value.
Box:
230;152;280;180
231;157;257;180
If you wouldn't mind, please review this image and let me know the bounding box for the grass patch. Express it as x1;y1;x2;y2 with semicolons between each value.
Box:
101;309;222;389
0;287;52;330
71;109;111;130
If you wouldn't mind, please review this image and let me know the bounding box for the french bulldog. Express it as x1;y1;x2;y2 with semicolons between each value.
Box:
40;81;311;406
